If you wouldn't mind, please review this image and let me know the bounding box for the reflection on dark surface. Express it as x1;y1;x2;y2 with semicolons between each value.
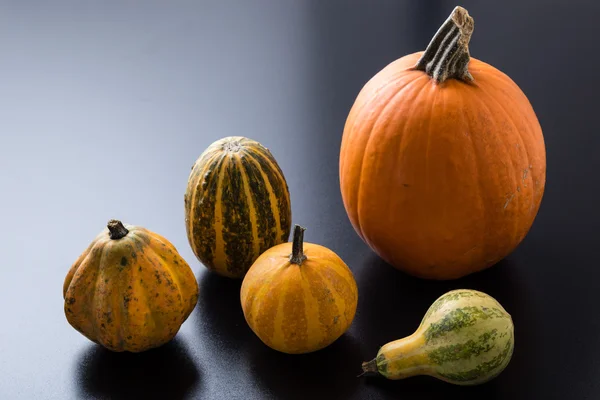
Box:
248;333;362;400
75;338;200;400
354;254;533;398
195;271;254;346
362;372;502;400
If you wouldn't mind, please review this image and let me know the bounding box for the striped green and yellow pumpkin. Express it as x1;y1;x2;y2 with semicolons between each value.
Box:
184;136;292;278
362;289;514;385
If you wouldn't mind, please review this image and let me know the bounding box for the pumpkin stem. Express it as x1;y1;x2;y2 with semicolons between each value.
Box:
107;219;129;240
289;224;307;265
415;6;474;83
360;359;379;376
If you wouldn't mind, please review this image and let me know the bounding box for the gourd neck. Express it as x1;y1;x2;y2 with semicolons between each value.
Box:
415;6;474;84
107;219;129;240
289;225;307;265
361;333;427;378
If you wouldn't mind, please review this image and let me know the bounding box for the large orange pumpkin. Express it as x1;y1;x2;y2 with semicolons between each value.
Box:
339;6;546;279
240;225;358;354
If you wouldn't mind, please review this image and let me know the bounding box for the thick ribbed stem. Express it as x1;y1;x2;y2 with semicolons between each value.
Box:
415;6;474;83
107;219;129;240
289;225;307;265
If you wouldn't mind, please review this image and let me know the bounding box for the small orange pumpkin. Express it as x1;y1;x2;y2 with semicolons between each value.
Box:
240;225;358;354
339;6;546;279
63;220;199;352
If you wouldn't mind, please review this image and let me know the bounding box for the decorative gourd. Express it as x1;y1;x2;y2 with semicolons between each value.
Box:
185;136;292;279
362;289;514;385
240;225;358;354
339;6;546;279
63;220;199;352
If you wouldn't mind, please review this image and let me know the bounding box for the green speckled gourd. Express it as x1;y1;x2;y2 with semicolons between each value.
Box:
362;289;514;385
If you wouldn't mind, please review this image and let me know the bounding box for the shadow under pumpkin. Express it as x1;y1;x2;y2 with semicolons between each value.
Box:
194;270;254;347
75;337;201;400
245;332;363;400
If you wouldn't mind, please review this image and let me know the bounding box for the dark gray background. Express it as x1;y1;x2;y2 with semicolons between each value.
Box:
1;0;598;399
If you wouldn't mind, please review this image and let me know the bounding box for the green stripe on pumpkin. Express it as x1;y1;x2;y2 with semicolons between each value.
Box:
428;329;499;364
246;151;291;242
251;144;289;184
220;156;255;277
187;149;217;187
239;153;277;251
189;153;225;269
424;306;509;342
437;333;514;383
422;290;480;322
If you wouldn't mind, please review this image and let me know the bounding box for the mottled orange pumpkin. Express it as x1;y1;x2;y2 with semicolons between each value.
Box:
240;225;358;354
63;220;199;352
339;7;546;279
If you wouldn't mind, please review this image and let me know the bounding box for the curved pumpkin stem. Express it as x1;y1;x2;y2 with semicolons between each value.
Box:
289;225;307;265
415;6;474;83
107;219;129;240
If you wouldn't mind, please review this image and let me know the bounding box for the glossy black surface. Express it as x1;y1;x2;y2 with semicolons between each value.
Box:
1;1;599;399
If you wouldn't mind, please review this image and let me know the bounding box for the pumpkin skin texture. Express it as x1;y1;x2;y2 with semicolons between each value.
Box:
240;225;358;354
185;136;292;279
339;7;546;279
63;220;199;352
362;289;514;385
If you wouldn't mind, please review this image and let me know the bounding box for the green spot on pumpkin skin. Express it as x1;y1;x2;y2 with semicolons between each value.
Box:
103;312;113;324
132;238;145;252
376;354;389;376
136;234;151;246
